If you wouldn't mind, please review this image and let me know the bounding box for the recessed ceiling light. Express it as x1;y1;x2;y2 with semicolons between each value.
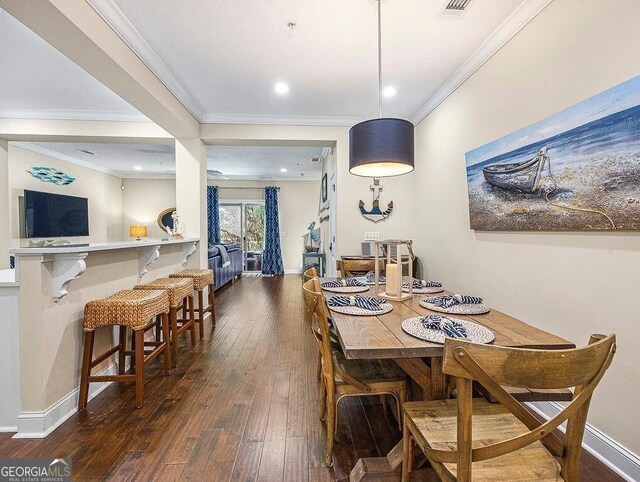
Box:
134;166;142;171
280;168;288;173
382;86;397;98
275;82;290;95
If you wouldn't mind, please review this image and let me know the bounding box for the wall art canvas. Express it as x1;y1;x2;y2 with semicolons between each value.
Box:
27;166;76;186
465;76;640;231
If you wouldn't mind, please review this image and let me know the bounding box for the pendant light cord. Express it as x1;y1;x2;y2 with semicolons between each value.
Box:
377;0;382;118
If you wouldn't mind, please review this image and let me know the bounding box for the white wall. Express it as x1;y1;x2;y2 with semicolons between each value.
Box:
413;0;640;455
7;145;123;246
122;178;176;239
0;141;8;268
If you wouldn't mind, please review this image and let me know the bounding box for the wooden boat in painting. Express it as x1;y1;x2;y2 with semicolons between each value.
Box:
482;146;549;193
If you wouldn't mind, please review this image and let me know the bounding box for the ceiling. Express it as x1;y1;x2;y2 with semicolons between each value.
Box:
1;0;543;125
15;142;327;180
99;0;526;122
0;9;145;121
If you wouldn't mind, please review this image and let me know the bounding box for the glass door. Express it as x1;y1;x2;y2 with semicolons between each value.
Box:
219;202;265;272
243;203;265;272
219;204;242;245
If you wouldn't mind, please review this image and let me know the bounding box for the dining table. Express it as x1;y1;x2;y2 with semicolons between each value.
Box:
320;281;574;482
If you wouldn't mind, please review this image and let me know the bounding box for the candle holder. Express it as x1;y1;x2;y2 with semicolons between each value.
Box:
374;239;414;301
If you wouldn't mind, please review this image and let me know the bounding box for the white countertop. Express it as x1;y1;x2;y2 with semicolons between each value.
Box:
0;269;18;287
9;238;199;256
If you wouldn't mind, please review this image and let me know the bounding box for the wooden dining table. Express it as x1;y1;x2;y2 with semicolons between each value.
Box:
320;283;574;482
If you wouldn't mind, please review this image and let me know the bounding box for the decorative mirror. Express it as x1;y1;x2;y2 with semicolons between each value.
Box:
157;207;176;231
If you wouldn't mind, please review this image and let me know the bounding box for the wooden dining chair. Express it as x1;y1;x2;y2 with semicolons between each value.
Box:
401;334;616;482
302;278;408;467
336;258;383;277
303;266;319;283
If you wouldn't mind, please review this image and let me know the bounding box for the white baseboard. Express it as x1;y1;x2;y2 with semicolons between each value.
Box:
13;362;120;439
528;401;640;482
0;426;17;433
285;269;302;275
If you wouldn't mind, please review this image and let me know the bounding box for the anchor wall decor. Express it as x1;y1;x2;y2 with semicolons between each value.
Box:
359;178;393;223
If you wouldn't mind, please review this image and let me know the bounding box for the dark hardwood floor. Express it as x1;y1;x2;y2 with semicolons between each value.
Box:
0;276;624;481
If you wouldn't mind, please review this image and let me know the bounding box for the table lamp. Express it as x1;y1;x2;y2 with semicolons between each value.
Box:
129;225;148;241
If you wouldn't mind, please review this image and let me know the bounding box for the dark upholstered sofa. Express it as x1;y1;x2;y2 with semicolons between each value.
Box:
208;243;243;290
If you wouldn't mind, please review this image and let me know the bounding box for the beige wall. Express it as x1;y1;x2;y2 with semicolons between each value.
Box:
413;0;640;454
120;178;320;272
7;146;124;246
122;178;176;239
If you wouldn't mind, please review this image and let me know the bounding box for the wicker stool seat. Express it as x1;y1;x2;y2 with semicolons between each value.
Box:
134;277;196;366
170;269;217;339
79;289;171;409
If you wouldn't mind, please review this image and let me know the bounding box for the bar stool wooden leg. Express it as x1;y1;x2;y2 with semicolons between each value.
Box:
209;284;216;325
197;290;205;339
170;306;178;367
161;313;171;376
118;326;127;375
189;295;197;346
79;330;95;411
134;329;144;408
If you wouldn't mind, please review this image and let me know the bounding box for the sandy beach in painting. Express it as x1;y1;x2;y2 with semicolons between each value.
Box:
465;76;640;231
467;153;640;230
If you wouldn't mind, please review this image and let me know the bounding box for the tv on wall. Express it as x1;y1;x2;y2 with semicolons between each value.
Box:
24;190;89;238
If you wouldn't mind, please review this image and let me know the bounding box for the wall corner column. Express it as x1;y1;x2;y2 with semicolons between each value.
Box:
0;139;8;270
175;138;208;268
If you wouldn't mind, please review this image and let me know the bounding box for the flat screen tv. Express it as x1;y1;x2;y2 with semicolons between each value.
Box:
24;190;89;238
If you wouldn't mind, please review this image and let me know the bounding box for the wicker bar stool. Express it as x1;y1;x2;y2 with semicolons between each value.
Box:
79;289;171;409
134;277;196;366
170;269;216;339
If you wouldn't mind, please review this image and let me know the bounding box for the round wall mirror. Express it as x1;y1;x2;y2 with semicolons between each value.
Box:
157;208;176;231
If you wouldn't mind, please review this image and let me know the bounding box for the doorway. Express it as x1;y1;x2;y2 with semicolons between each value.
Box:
219;202;265;272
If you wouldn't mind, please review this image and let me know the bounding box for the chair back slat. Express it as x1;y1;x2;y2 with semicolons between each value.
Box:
337;259;383;277
443;335;615;389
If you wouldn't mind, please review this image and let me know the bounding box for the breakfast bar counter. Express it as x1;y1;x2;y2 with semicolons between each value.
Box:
4;238;201;438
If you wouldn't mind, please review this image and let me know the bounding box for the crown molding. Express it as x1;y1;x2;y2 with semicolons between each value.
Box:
0;108;148;122
11;142;122;177
200;113;363;127
410;0;553;125
86;0;204;121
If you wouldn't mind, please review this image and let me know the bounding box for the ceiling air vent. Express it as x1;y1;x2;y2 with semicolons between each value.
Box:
442;0;473;16
311;157;321;163
78;149;96;156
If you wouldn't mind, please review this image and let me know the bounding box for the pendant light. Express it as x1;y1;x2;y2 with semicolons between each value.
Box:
349;0;414;178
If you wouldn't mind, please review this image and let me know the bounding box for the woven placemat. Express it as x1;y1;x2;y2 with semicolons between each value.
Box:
321;285;369;293
402;286;444;294
329;303;393;316
419;298;490;314
401;316;495;344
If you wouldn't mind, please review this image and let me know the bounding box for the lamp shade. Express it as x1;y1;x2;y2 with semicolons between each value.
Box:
349;118;415;177
129;225;147;239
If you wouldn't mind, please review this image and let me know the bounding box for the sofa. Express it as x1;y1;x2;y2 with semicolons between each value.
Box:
208;243;243;290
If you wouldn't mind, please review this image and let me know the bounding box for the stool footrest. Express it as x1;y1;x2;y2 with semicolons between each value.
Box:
90;345;121;368
89;374;136;383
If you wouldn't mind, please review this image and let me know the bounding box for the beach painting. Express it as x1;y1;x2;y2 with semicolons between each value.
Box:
465;76;640;231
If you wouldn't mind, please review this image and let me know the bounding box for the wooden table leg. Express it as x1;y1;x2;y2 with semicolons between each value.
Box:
349;357;444;481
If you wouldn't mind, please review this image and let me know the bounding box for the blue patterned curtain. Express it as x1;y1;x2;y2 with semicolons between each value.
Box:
207;186;221;245
262;186;284;275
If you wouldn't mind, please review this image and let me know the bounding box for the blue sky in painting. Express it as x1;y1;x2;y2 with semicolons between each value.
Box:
465;75;640;167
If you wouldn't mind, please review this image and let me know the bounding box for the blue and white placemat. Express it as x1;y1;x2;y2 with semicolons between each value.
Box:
401;315;494;344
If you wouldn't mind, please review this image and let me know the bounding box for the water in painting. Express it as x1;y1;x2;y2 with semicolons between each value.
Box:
465;76;640;230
